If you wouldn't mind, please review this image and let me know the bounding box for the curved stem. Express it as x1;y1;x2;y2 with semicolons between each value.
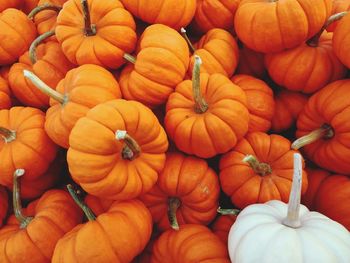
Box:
13;169;33;229
243;155;272;176
217;207;241;216
81;0;96;36
29;31;55;64
282;153;303;228
123;53;136;64
192;55;208;113
116;130;141;160
291;124;334;150
0;127;16;143
168;197;181;231
67;184;96;221
307;11;348;47
23;70;65;104
180;28;196;53
28;3;62;19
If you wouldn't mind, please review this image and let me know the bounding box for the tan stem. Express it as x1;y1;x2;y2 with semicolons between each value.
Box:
13;169;33;229
243;155;272;176
0;127;16;143
23;70;65;104
168;197;181;231
123;53;136;64
81;0;96;36
115;130;141;160
192;55;208;113
282;153;303;228
28;3;62;19
217;207;241;216
29;31;55;64
291;124;334;150
180;28;196;53
307;11;348;47
67;184;96;221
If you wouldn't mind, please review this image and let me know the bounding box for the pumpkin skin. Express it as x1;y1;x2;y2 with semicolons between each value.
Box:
0;189;83;263
0;186;8;227
52;199;153;263
234;0;332;53
265;32;347;94
219;132;308;209
327;0;350;32
21;0;40;14
151;224;230;263
231;74;275;132
236;44;266;78
67;99;168;200
295;79;350;174
120;0;196;30
9;40;75;109
165;73;249;158
0;76;11;110
228;200;350;263
212;215;237;244
271;90;308;133
84;195;114;216
188;28;239;78
0;0;21;12
119;24;190;108
333;12;350;68
0;107;57;188
0;9;37;65
56;0;137;69
193;0;240;32
140;152;220;231
302;168;350;230
43;64;122;148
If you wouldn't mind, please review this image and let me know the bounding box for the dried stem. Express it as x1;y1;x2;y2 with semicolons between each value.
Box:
67;184;96;221
168;197;181;231
217;207;241;216
116;130;141;160
28;3;62;19
192;55;208;113
29;31;55;64
180;28;196;53
291;124;334;150
81;0;96;36
123;53;136;64
0;127;16;143
243;155;272;176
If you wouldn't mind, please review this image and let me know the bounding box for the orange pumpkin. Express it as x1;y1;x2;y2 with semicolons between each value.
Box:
0;9;37;65
24;64;122;148
165;56;249;158
119;24;190;108
56;0;137;69
0;170;83;262
193;0;240;32
52;186;153;263
302;168;350;230
0;186;8;227
0;76;11;110
293;79;350;174
333;12;350;68
0;66;10;80
0;107;57;189
140;152;220;231
0;0;21;12
271;90;309;133
20;0;40;14
121;0;196;30
212;215;237;244
328;0;350;32
236;44;266;78
151;224;230;262
234;0;332;53
67;99;168;200
231;74;275;132
220;132;308;209
265;32;347;94
9;38;75;109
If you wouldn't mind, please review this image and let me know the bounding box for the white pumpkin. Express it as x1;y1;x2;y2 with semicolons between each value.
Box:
228;153;350;263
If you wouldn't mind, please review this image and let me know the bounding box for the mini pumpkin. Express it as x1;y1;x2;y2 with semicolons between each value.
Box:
0;186;8;227
236;44;266;78
333;11;350;68
0;0;21;12
0;76;11;110
212;214;237;244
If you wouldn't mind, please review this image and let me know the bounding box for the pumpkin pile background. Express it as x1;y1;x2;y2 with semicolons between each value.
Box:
0;0;350;262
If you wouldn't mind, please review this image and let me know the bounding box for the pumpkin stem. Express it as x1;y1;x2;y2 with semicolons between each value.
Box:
282;153;303;228
116;130;141;160
0;127;16;143
28;3;62;19
291;124;334;150
123;53;136;64
29;31;55;64
23;70;66;104
180;28;196;53
67;184;96;221
13;169;33;229
81;0;96;36
217;207;241;215
243;155;272;176
192;55;208;113
307;11;348;47
168;197;181;231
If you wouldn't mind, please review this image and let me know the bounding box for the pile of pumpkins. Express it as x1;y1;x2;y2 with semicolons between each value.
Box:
0;0;350;262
